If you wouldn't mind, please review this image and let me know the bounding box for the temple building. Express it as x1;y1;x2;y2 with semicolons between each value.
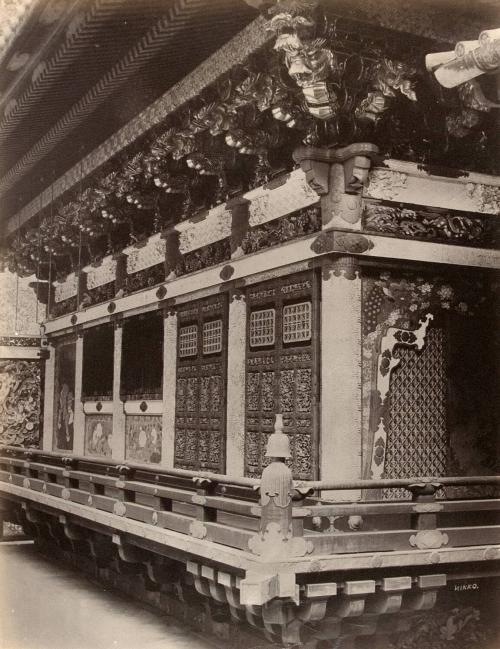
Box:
0;1;499;647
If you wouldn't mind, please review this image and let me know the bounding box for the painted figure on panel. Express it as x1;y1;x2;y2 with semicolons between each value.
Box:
125;416;162;463
84;415;113;457
56;382;74;450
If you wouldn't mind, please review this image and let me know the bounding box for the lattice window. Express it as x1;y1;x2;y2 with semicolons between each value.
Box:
179;325;198;357
249;309;275;347
203;319;222;355
283;301;311;343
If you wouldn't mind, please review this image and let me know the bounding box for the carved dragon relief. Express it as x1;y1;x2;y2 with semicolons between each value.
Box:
369;313;433;480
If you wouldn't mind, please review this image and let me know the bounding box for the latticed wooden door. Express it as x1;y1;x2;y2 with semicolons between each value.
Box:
174;294;228;473
244;271;319;480
383;325;448;498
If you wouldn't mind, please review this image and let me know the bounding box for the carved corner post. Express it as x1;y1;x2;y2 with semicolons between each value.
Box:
73;327;85;455
161;302;177;468
111;314;126;461
293;143;378;231
320;256;362;501
225;287;246;477
42;339;56;451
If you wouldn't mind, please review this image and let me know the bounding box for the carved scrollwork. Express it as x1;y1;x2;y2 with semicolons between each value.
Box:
0;360;41;447
363;203;495;246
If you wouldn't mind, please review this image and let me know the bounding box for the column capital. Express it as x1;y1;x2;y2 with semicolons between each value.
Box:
292;143;379;196
321;255;361;281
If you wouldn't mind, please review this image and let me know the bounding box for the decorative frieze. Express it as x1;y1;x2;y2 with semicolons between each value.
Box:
124;262;165;295
50;295;77;319
80;281;115;308
178;239;231;277
126;238;166;275
363;202;498;247
242;205;321;255
0;336;40;347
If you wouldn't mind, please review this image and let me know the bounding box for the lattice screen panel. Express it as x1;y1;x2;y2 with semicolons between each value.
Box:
383;326;448;499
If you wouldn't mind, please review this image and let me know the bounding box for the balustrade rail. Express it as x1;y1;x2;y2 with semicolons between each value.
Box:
0;443;499;564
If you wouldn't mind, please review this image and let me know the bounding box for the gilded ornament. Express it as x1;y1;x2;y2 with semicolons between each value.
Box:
409;529;449;550
267;9;338;120
113;501;127;517
335;233;374;254
189;520;208;539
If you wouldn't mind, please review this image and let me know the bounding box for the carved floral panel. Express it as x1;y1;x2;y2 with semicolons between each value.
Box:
363;202;498;248
241;205;321;255
0;359;41;447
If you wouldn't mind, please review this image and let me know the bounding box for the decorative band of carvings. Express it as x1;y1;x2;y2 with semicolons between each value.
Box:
363;202;499;248
0;336;40;347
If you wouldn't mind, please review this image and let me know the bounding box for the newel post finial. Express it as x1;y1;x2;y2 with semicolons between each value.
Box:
248;415;312;563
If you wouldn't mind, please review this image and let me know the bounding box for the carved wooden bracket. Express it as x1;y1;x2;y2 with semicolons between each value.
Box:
370;313;433;480
293;143;379;196
310;230;374;256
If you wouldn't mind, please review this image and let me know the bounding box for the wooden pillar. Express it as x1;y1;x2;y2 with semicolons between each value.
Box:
162;308;177;468
42;342;56;451
292;144;377;500
73;331;85;455
225;288;246;477
320;256;362;500
112;318;125;461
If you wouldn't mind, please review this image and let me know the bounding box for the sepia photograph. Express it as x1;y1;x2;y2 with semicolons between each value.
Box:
0;0;498;647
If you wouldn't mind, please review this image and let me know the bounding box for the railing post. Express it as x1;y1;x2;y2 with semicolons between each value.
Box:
409;482;441;530
242;416;306;606
249;415;309;560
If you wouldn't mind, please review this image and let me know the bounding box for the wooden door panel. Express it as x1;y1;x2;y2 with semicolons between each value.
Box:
174;294;228;473
244;271;319;480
